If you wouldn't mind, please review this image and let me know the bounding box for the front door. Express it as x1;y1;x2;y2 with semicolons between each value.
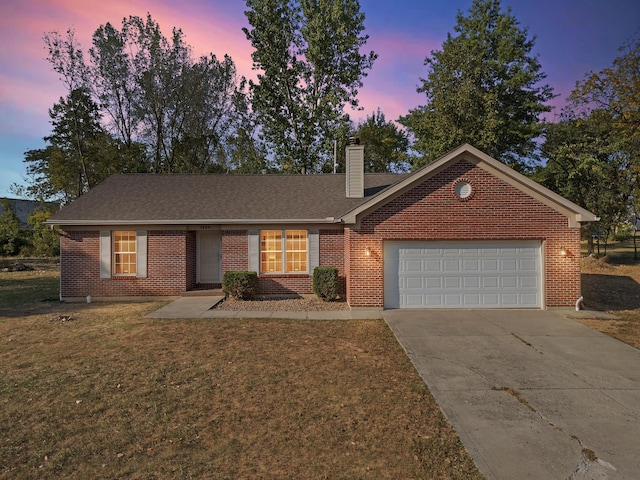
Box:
197;231;221;283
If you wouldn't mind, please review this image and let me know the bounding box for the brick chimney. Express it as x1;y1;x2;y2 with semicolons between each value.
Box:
345;137;364;198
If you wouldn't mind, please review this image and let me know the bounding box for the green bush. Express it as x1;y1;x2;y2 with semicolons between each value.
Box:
222;270;258;299
313;266;339;301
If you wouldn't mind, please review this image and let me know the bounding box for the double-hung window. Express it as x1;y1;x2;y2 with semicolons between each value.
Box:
260;230;307;273
100;230;147;278
113;231;137;275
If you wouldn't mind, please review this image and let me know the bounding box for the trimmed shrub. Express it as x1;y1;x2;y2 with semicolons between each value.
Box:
222;270;258;299
313;266;339;301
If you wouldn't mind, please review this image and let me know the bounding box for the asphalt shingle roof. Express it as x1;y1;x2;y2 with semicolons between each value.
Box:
49;173;409;224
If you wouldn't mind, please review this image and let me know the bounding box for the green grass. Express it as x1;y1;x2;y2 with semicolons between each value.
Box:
0;265;482;479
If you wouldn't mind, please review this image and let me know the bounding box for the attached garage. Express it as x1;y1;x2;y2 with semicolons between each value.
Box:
383;241;542;309
340;145;597;309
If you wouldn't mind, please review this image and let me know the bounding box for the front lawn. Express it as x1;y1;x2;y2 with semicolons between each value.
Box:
0;265;481;479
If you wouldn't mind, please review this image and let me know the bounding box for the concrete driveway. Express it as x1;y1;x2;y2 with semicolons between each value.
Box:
383;309;640;480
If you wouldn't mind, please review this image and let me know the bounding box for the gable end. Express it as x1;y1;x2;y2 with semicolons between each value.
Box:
341;145;597;228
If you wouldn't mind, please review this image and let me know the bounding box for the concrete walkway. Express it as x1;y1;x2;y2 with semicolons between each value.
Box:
145;296;383;319
383;309;640;480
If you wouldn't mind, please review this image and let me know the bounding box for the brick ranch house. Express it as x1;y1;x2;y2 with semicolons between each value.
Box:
48;144;597;309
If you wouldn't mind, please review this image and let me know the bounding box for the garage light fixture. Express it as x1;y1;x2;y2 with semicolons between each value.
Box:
364;246;371;257
560;246;567;257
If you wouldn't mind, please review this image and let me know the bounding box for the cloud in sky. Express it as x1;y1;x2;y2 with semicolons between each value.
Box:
1;0;639;197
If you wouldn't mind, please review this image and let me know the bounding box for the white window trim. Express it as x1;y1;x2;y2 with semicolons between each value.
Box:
260;229;309;274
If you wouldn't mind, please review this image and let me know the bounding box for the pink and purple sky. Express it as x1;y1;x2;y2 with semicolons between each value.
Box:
1;0;639;197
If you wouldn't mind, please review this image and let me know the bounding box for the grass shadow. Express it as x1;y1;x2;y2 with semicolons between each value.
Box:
581;273;640;311
0;266;60;318
602;252;640;266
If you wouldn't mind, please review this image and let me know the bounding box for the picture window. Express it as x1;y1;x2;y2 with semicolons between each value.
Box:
260;230;307;273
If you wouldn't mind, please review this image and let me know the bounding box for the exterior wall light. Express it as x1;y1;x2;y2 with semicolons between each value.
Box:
364;246;371;257
560;246;567;257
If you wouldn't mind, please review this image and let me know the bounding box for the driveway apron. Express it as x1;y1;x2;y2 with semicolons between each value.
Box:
383;309;640;480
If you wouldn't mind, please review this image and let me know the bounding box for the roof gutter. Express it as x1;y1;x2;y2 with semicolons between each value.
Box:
46;217;344;227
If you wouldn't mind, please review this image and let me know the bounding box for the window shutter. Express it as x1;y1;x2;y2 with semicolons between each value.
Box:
136;230;148;278
100;231;111;278
309;230;319;273
248;230;259;273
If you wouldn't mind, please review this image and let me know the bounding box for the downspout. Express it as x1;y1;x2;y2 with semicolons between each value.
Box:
575;296;584;312
53;224;62;302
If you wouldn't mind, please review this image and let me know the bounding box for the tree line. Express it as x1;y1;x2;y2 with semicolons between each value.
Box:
12;0;640;254
0;199;59;257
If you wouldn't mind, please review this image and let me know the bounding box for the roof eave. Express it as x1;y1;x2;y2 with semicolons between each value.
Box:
576;213;600;223
46;217;343;227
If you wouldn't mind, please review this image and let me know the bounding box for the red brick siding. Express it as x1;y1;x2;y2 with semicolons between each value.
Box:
60;230;188;298
320;229;346;294
346;160;582;308
221;230;248;273
60;230;98;299
258;275;313;295
344;228;352;302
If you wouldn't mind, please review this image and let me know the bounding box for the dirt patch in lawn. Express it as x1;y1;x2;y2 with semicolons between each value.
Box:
0;268;481;479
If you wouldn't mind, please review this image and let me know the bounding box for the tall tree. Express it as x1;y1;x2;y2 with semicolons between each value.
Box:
537;110;633;253
570;34;640;149
538;33;640;253
220;97;272;173
44;28;88;94
42;15;248;176
243;0;377;173
570;33;640;217
400;0;554;171
354;109;410;172
116;15;247;173
89;22;139;148
21;88;134;203
169;54;248;173
46;87;105;192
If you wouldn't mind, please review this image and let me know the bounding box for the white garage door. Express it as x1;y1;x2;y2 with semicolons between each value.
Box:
384;241;542;309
